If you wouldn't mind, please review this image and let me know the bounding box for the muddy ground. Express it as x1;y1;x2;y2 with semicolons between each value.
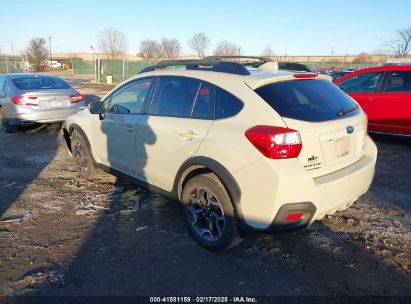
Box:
0;79;410;297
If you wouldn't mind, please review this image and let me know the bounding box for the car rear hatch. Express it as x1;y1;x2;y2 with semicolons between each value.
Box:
281;116;366;177
250;76;367;178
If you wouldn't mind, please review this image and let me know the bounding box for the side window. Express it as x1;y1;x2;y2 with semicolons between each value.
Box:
215;87;244;119
105;78;154;114
384;71;411;92
339;72;383;93
150;77;200;118
191;82;215;120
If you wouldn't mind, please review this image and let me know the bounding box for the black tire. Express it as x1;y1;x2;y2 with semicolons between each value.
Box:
71;130;101;180
181;173;242;251
0;108;18;133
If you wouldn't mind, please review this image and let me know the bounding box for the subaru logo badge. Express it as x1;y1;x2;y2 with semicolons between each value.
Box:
346;126;354;134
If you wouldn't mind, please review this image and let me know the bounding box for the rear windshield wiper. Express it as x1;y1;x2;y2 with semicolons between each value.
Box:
336;106;357;117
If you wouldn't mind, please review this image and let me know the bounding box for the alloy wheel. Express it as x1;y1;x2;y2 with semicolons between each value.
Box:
186;187;225;241
73;141;88;174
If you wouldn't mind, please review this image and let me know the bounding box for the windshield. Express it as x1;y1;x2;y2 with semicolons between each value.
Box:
12;76;71;90
255;79;359;122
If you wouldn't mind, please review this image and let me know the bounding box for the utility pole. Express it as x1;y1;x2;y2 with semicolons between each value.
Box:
331;46;335;56
11;42;14;56
49;36;52;66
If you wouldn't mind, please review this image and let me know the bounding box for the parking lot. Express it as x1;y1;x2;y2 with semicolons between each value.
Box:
0;79;410;297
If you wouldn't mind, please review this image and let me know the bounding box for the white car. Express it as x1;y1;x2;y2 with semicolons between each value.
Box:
48;60;62;69
62;57;377;251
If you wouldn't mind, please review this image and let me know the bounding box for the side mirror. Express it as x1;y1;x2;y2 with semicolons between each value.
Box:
88;101;105;120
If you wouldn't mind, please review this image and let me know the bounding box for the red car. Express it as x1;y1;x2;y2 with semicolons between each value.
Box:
334;65;411;136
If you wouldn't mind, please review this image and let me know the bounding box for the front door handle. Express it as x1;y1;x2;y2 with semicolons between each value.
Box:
179;130;198;140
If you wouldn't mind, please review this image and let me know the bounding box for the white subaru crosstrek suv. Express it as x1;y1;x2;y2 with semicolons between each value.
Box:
62;57;377;251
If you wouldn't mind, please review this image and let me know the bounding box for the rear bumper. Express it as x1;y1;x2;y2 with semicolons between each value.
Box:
232;135;377;230
9;102;85;125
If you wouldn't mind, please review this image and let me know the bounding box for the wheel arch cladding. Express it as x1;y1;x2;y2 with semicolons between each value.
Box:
174;156;245;223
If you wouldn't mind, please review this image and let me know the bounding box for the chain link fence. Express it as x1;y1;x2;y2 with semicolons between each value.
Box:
71;57;378;84
0;56;24;73
72;58;156;83
72;58;94;75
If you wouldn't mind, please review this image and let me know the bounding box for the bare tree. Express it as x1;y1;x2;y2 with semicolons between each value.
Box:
26;37;48;71
261;45;274;57
188;33;211;58
374;47;390;63
96;28;128;59
159;38;181;59
213;40;241;56
391;26;411;57
352;52;373;63
139;39;161;61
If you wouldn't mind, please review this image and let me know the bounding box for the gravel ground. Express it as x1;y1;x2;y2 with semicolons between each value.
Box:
0;81;410;297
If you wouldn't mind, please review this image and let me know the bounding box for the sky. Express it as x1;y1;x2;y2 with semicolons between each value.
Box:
1;0;410;56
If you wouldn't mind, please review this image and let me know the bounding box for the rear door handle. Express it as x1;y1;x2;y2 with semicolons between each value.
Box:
179;130;198;140
122;125;135;133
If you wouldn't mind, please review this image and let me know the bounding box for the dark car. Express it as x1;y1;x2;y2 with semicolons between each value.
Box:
330;71;351;81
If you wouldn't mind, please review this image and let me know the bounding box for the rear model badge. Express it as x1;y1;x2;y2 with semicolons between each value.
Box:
307;155;318;162
346;126;354;134
305;155;322;171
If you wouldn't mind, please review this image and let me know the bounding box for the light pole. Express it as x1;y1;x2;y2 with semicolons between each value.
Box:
49;36;52;67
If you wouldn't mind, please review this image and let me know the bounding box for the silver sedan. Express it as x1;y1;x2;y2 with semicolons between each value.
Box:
0;73;85;133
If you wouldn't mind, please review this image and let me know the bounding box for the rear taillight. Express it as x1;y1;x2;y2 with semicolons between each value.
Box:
70;94;84;103
245;125;302;159
11;96;24;105
11;95;38;106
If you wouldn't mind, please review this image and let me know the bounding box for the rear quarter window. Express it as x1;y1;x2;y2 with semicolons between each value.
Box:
215;87;244;119
255;79;359;122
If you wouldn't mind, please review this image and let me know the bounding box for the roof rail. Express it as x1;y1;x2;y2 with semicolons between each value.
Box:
139;58;250;75
204;55;272;62
138;56;311;75
204;56;311;72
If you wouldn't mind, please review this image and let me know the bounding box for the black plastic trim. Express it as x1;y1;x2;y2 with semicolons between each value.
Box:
269;202;316;232
173;156;246;228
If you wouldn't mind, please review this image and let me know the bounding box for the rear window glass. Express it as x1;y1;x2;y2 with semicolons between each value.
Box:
12;76;70;90
384;71;411;92
255;79;359;122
